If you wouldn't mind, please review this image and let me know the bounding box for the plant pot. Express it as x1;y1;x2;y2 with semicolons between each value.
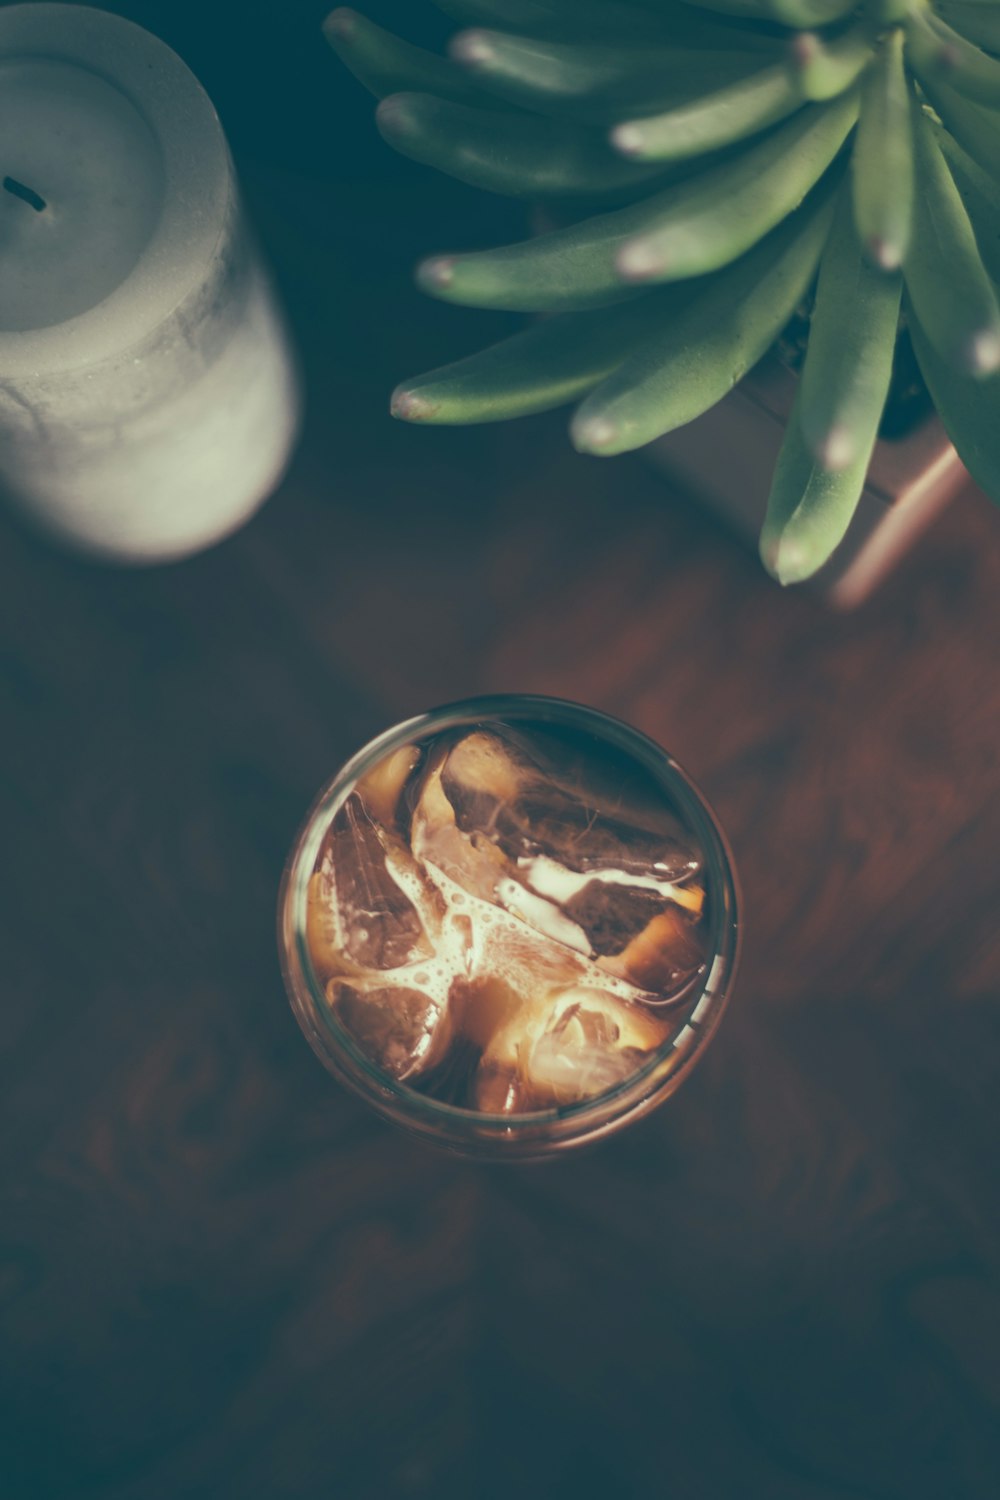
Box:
645;353;968;608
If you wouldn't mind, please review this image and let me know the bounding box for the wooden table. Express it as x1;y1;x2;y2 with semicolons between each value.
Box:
2;3;999;1496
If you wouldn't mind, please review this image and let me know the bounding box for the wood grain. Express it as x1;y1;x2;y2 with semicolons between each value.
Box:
1;3;998;1496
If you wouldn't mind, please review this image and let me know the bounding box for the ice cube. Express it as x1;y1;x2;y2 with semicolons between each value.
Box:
307;792;441;979
441;728;701;884
330;978;455;1082
410;746;594;961
356;743;421;828
409;750;511;903
435;729;707;979
473;984;670;1113
598;904;707;992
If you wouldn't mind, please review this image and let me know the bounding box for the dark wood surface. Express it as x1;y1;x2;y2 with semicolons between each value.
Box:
2;3;999;1496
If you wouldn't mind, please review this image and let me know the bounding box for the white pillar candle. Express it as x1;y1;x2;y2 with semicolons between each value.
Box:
0;3;302;562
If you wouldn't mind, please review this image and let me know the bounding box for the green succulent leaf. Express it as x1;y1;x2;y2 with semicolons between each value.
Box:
430;0;683;40
903;102;1000;374
570;177;838;454
799;180;902;469
616;89;858;283
627;2;789;51
908;150;1000;509
864;1;910;24
611;64;805;163
323;8;486;103
759;393;872;585
377;93;670;196
415;201;647;313
932;2;1000;58
414;93;855;311
391;287;690;423
639;0;780;17
788;22;877;102
851;28;915;268
937;123;1000;284
911;317;1000;504
760;174;898;586
671;0;855;22
919;75;1000;184
327;0;1000;582
447;30;765;121
906;3;1000;110
766;0;859;25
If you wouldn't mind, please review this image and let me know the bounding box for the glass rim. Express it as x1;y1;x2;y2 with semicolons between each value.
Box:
278;694;741;1147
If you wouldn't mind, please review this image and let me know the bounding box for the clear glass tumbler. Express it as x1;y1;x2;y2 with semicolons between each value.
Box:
278;695;741;1160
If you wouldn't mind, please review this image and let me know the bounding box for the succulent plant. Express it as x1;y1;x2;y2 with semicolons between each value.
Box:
325;1;1000;584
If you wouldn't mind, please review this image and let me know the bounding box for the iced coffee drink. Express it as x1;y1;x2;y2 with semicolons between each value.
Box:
280;698;739;1156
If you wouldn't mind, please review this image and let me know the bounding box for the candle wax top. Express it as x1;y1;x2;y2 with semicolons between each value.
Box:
0;5;232;377
0;59;164;332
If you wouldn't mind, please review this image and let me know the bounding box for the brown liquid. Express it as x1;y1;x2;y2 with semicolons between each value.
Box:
306;720;709;1114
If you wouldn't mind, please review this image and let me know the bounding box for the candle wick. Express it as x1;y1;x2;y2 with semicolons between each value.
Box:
3;177;47;212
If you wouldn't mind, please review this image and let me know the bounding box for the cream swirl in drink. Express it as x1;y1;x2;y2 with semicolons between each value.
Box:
304;719;710;1115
